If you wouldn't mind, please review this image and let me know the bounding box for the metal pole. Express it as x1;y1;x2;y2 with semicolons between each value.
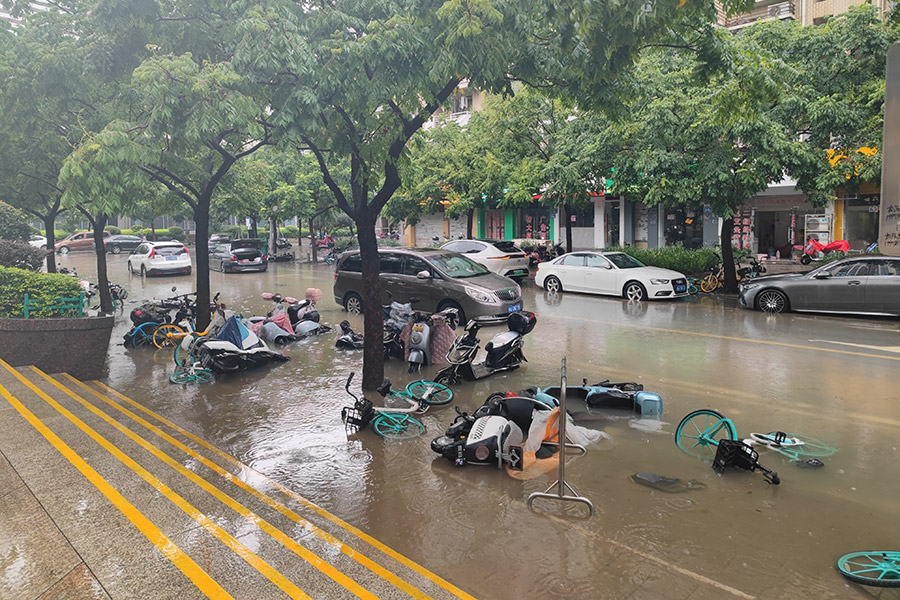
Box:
527;356;594;518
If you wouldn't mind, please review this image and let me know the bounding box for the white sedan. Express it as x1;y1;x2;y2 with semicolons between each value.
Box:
441;239;530;282
535;251;689;301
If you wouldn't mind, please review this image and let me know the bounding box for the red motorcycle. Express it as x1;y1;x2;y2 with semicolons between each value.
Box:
798;238;849;265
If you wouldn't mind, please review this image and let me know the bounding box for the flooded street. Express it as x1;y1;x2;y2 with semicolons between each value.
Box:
56;251;900;599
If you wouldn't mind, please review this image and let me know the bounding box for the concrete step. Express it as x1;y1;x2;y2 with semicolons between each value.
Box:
0;361;474;600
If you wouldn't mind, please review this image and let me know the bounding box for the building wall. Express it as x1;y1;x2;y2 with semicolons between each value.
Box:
410;213;468;246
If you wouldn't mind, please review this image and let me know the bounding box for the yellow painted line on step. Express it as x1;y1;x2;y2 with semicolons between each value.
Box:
553;314;900;362
0;381;233;600
0;364;311;600
88;378;479;600
42;370;396;600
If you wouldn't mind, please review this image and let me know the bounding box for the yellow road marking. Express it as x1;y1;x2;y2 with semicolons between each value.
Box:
552;314;900;362
51;370;419;600
0;363;311;600
88;378;479;600
0;380;233;599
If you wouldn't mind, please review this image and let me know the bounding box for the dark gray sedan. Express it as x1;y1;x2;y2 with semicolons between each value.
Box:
738;256;900;316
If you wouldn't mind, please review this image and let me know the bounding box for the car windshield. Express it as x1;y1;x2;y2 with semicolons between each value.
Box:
429;253;490;278
490;241;521;253
605;253;645;269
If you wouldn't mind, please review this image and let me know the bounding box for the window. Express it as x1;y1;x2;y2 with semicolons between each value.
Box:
586;254;611;268
825;261;869;277
559;254;586;267
869;259;900;277
339;254;362;273
156;245;186;256
605;253;645;269
403;256;431;276
443;241;464;253
379;253;403;274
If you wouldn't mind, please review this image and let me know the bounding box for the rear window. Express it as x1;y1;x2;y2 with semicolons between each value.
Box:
339;253;362;273
231;239;261;250
491;241;521;253
155;245;186;256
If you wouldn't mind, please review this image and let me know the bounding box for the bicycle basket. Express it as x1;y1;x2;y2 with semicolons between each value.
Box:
712;439;759;474
342;398;375;434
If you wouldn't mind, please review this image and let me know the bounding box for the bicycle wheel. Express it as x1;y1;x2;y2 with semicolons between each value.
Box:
131;322;158;348
675;409;738;460
169;370;194;384
837;552;900;587
153;324;185;349
373;414;426;440
406;380;453;405
750;432;837;459
699;274;719;293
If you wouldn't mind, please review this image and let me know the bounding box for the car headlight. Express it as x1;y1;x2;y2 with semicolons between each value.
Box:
649;279;670;285
740;282;759;292
465;286;497;304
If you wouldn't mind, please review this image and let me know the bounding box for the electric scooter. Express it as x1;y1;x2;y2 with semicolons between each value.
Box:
434;311;536;385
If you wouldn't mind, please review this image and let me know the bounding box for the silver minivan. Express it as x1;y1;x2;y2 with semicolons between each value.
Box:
333;247;523;324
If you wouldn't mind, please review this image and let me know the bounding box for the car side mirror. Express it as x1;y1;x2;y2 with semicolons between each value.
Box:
416;270;432;279
813;272;831;279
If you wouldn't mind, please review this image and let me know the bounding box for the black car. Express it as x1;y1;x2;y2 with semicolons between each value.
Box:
209;239;268;273
104;234;144;255
208;234;232;254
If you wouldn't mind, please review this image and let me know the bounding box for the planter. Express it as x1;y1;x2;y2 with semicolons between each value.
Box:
0;315;114;380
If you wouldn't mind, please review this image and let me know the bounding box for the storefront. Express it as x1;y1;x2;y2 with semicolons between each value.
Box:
841;193;880;250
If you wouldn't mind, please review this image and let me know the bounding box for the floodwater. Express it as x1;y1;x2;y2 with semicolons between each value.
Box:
57;251;900;599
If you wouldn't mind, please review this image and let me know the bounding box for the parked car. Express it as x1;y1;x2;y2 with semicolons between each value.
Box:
29;235;48;249
440;239;530;282
738;255;900;316
535;251;689;301
55;231;110;254
128;241;192;276
209;239;268;273
333;247;522;324
104;234;143;255
208;233;232;254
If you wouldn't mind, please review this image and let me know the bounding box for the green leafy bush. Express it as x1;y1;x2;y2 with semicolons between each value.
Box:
166;226;186;241
104;225;122;235
0;266;84;318
0;240;48;271
225;225;247;239
0;201;32;243
607;245;720;275
281;226;299;238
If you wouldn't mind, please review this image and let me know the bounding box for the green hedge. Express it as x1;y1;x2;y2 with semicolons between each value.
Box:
104;225;122;235
607;245;721;275
281;225;299;238
0;240;48;271
0;266;84;318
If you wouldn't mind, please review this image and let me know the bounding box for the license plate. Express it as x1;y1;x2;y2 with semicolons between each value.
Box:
239;259;255;264
675;284;686;293
165;256;177;261
507;303;521;313
412;323;424;332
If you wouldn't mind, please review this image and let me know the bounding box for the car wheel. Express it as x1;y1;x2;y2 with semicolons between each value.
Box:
623;281;646;302
437;301;465;328
140;265;147;277
757;289;789;314
58;246;70;255
544;276;562;293
344;292;362;314
111;245;121;254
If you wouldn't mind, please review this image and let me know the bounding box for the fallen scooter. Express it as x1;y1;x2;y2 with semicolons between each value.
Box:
525;378;663;416
193;315;289;374
434;311;536;385
248;289;330;344
336;320;364;350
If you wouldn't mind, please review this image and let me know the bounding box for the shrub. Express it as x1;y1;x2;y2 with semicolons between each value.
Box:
0;240;49;271
0;266;84;318
0;201;32;243
519;240;537;253
607;245;720;275
166;226;186;242
104;225;122;235
225;225;246;239
281;225;299;238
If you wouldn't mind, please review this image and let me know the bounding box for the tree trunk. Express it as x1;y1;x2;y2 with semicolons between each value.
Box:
357;217;384;389
296;217;302;247
194;200;212;330
310;218;318;263
268;217;278;259
466;208;474;239
151;222;157;241
43;214;58;273
250;217;258;239
92;213;113;314
563;202;574;253
720;217;738;294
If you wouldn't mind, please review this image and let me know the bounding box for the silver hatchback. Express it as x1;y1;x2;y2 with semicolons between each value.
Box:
333;247;523;324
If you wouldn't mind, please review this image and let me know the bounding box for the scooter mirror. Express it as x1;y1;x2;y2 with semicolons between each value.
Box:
172;286;177;292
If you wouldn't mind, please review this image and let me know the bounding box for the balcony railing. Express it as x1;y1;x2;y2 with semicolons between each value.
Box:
719;0;796;29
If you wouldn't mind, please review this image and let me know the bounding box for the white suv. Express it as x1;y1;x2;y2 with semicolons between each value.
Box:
128;241;192;277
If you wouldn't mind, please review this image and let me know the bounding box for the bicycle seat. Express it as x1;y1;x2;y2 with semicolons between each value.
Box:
376;379;393;397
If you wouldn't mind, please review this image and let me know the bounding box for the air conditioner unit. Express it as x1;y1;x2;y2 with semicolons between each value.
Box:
805;216;830;232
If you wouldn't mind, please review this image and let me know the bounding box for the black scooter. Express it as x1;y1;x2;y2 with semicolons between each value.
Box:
434;311;536;385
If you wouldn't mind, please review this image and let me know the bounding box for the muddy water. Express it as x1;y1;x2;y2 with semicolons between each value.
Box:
61;251;900;599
